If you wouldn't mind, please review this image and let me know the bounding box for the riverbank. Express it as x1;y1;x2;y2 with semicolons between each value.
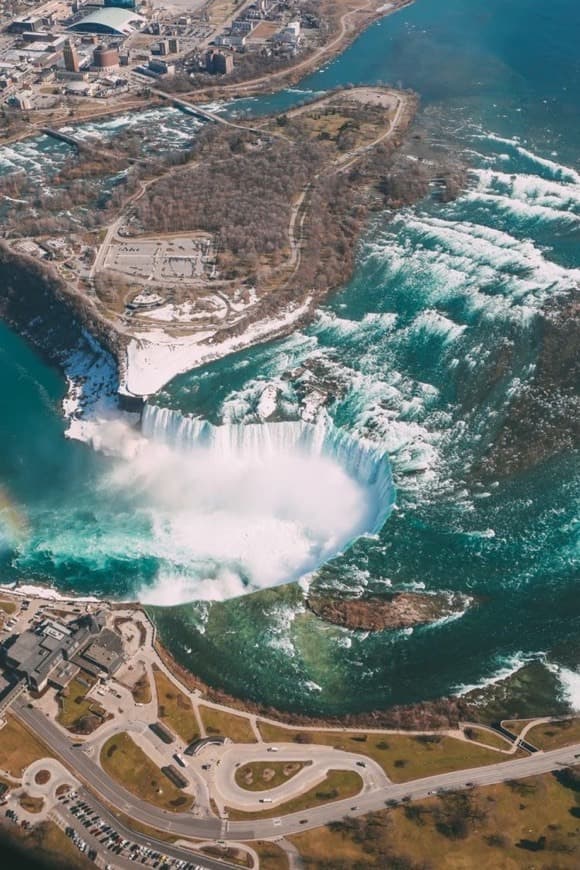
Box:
0;87;423;407
184;0;415;101
0;580;468;730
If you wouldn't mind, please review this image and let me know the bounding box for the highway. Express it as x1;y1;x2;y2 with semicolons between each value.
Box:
14;700;580;843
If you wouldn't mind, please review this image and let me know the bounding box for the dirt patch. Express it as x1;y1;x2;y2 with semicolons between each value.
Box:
34;770;51;786
19;793;44;814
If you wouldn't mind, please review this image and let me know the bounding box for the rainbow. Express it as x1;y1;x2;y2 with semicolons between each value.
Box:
0;485;27;548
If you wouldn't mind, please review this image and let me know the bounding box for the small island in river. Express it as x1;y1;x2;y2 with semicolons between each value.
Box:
307;590;471;632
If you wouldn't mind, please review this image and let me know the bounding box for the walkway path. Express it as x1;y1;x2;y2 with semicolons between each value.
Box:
13;699;580;843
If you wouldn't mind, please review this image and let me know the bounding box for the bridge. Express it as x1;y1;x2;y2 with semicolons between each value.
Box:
152;89;288;141
40;126;148;166
40;126;90;150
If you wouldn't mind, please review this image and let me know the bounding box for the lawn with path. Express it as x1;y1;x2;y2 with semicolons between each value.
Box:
257;722;518;782
199;705;256;743
152;665;199;743
100;732;193;812
227;769;362;820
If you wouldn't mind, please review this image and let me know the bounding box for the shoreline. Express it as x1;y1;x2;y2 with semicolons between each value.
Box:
0;0;414;152
0;86;419;405
185;0;415;102
0;579;466;729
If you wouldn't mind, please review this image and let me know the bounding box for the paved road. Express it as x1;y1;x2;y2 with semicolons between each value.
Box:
13;703;239;868
14;700;580;844
214;743;388;809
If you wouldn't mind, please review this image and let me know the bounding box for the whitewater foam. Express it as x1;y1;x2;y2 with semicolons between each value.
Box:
115;408;396;604
481;132;580;184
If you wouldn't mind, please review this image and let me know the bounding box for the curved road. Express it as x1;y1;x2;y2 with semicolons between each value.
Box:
214;744;388;809
14;700;580;843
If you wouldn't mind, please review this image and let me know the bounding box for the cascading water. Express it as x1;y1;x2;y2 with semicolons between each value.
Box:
142;405;394;531
136;405;395;604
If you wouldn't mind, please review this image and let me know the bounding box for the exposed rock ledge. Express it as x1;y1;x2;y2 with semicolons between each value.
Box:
307;591;470;632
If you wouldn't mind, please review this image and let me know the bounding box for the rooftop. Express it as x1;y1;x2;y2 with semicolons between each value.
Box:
69;7;146;36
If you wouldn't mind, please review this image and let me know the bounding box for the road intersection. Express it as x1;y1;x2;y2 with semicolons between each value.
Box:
13;699;580;844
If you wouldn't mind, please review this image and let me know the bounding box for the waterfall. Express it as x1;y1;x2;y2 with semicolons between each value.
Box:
142;405;395;536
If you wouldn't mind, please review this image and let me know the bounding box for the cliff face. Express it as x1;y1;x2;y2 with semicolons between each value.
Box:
0;243;124;375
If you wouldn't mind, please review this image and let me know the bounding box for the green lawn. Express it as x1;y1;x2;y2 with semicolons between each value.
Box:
247;841;290;870
227;770;362;820
0;715;53;777
526;717;580;750
152;665;199;743
57;677;109;734
235;760;311;791
291;770;580;869
463;726;513;751
199;705;256;743
100;732;193;812
257;721;515;782
131;671;152;705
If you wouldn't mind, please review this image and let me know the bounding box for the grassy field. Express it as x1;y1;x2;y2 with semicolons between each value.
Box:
247;840;290;870
502;719;532;736
34;769;51;785
463;726;513;751
227;770;362;820
281;103;391;159
526;718;580;750
199;705;256;743
57;677;108;734
100;733;193;813
0;599;16;614
2;820;94;869
257;722;513;782
0;716;52;777
206;0;239;25
110;809;180;844
235;760;311;791
291;769;580;868
200;845;252;867
152;666;199;743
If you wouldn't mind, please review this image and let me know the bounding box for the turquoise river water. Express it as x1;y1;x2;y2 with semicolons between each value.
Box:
0;0;579;715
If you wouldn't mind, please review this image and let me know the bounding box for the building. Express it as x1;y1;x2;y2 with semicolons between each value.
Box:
285;20;301;37
0;613;106;693
12;93;33;110
93;44;120;70
63;39;80;73
162;765;188;789
205;49;234;75
69;8;146;37
168;38;180;54
78;628;124;676
149;721;175;744
147;58;175;77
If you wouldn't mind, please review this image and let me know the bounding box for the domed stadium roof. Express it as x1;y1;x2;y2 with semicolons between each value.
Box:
69;7;146;35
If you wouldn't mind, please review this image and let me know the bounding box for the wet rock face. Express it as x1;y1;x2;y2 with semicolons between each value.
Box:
482;296;580;477
0;244;123;370
307;590;469;632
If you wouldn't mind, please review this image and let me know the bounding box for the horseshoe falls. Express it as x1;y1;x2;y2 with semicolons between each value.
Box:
1;0;579;716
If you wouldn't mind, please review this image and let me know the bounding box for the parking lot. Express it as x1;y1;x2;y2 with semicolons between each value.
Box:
104;236;216;284
54;790;208;869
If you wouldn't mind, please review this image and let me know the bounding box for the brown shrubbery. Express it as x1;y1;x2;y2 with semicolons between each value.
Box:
130;128;323;272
